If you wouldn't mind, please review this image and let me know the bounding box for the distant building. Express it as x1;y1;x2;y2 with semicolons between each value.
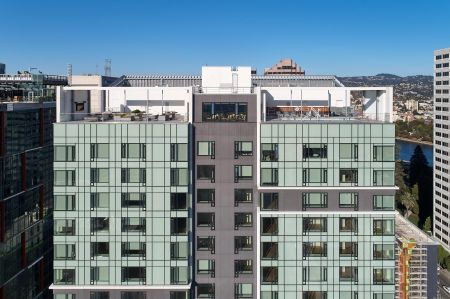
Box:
395;213;438;299
0;63;5;74
434;48;450;249
264;58;305;75
405;99;419;112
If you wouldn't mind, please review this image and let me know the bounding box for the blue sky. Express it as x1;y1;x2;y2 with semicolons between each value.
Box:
1;0;449;76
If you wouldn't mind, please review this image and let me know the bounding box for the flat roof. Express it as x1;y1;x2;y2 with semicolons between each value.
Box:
395;212;437;244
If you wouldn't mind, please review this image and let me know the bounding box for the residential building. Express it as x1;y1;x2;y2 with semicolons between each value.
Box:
264;58;305;76
0;71;66;299
0;63;5;75
52;66;396;299
405;99;419;112
395;213;438;299
433;48;450;249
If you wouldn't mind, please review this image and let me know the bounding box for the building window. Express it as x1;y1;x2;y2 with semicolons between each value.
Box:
302;292;327;299
54;269;75;285
261;242;278;259
373;170;394;186
90;292;109;299
339;218;358;233
373;294;394;299
121;292;146;299
234;141;253;158
235;189;253;205
90;143;109;159
373;219;394;235
171;193;187;210
235;283;253;298
122;242;146;258
91;242;109;258
198;213;215;229
91;266;109;283
234;165;252;182
302;193;328;209
197;165;215;182
170;168;189;186
235;260;253;276
303;242;327;257
373;195;394;210
91;217;109;233
170;143;188;161
303;217;327;233
54;244;76;260
91;193;109;209
197;141;215;158
122;218;146;233
302;267;327;283
339;242;358;258
373;145;394;161
197;283;215;298
197;260;215;277
54;195;76;211
54;170;75;186
121;143;146;159
202;102;248;122
260;193;279;210
54;219;75;235
54;294;76;299
121;267;146;283
235;236;253;253
261;292;278;299
339;193;358;209
261;217;278;235
373;244;394;260
54;145;75;161
303;168;327;184
261;168;278;186
170;242;188;259
303;144;327;159
339;169;358;184
121;168;146;184
262;267;278;284
122;193;146;208
171;218;188;235
170;266;188;284
340;144;358;160
90;168;109;184
197;236;215;253
235;213;253;229
197;189;215;206
339;266;357;282
261;143;278;161
373;269;394;285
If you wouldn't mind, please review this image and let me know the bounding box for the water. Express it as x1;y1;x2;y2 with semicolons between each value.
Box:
396;139;433;166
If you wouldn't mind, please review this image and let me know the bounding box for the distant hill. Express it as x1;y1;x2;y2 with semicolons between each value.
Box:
338;74;433;101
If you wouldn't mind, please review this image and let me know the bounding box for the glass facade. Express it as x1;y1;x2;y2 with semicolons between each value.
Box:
53;123;191;290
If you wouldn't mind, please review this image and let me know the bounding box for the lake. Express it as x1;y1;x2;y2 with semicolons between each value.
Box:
396;139;433;166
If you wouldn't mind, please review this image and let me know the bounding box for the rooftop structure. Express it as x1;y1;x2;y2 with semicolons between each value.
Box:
264;58;306;75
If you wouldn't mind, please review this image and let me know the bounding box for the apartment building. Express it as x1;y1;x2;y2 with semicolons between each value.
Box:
52;66;396;299
434;48;450;249
0;72;66;299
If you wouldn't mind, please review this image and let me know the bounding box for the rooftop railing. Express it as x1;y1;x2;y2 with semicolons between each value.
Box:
194;86;254;94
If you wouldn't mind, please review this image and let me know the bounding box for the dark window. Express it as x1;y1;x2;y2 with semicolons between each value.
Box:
171;218;187;235
234;260;253;276
373;219;394;235
197;165;215;182
197;213;215;229
302;292;327;299
303;144;327;159
339;242;358;258
90;292;110;299
339;218;358;233
262;267;278;284
54;269;75;285
202;102;248;122
373;269;394;285
260;193;279;210
261;143;278;161
91;242;109;258
235;189;253;205
171;193;187;210
234;141;253;158
235;236;253;253
197;283;215;298
121;292;146;299
197;236;215;253
303;242;327;258
339;267;358;282
261;242;278;259
121;193;146;208
373;244;394;260
197;189;215;206
91;217;109;233
122;242;146;258
339;169;358;184
235;213;253;229
121;218;146;233
262;217;278;235
303;218;327;233
121;267;146;283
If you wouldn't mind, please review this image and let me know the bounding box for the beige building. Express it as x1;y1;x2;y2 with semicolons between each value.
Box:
405;99;419;112
264;58;305;75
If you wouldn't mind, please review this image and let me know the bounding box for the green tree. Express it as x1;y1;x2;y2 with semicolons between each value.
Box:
423;217;431;232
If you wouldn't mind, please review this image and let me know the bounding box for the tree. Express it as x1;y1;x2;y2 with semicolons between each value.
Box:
423;217;432;232
409;145;429;185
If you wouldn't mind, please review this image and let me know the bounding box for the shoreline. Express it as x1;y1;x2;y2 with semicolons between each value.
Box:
396;137;433;146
